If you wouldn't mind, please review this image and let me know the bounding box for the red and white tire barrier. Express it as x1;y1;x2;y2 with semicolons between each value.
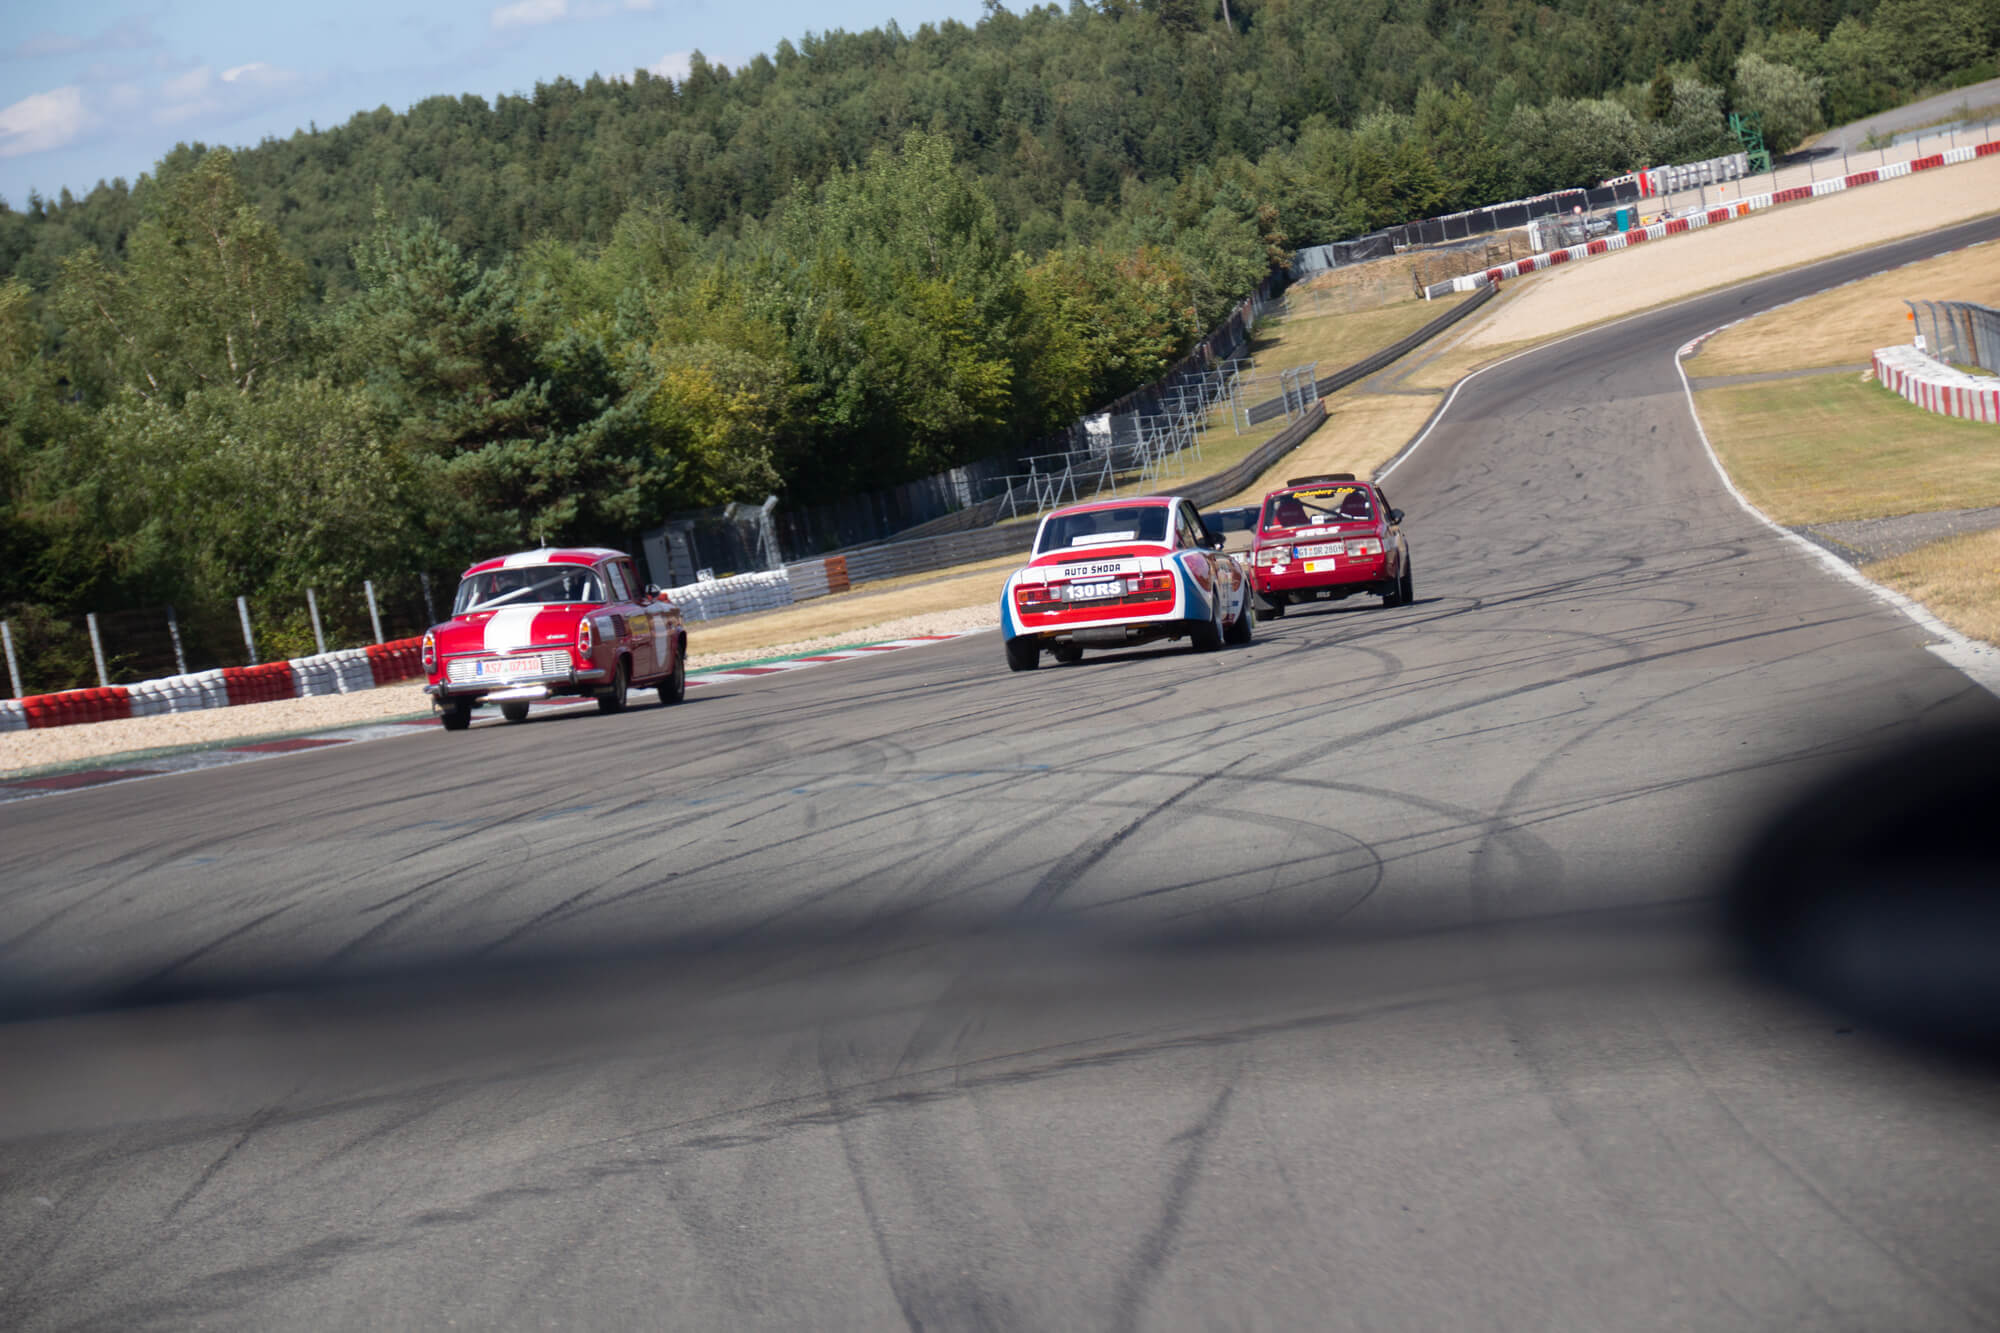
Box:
0;637;427;733
0;629;992;801
1874;345;2000;424
1427;141;2000;299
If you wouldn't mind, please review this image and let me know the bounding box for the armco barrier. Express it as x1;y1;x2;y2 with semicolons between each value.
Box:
1244;285;1495;426
1425;140;2000;299
1874;345;2000;424
3;640;430;737
1181;403;1328;509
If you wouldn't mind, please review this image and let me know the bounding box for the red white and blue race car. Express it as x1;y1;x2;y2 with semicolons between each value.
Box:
422;547;686;731
999;495;1253;671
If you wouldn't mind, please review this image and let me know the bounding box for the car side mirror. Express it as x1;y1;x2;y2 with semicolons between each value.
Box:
1206;533;1226;550
645;584;662;600
1389;508;1405;525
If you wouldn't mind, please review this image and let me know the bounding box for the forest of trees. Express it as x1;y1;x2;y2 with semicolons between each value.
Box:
3;0;1997;681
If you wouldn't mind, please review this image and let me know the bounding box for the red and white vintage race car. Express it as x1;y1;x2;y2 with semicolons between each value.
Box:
999;495;1253;671
422;547;687;731
1248;474;1413;618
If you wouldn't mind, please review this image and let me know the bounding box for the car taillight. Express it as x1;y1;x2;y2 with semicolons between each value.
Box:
1253;548;1282;566
421;631;437;673
577;618;594;657
1346;538;1384;556
1015;583;1061;610
1132;573;1175;596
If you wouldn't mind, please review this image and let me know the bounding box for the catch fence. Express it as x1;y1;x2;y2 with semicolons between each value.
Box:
2;574;448;700
1906;300;2000;375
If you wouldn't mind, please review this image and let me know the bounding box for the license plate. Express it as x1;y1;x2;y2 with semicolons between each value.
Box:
1298;543;1341;557
1067;559;1139;580
1069;579;1123;600
1302;559;1339;573
476;656;539;678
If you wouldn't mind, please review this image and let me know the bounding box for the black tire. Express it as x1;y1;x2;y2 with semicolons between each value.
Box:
1224;592;1254;646
439;697;474;732
1190;600;1223;653
1005;638;1041;672
1385;557;1414;607
597;659;630;713
500;701;530;723
1052;643;1084;665
658;648;686;705
1256;598;1285;622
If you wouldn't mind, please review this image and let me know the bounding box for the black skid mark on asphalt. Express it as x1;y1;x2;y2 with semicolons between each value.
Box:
1013;762;1244;917
1112;1080;1238;1333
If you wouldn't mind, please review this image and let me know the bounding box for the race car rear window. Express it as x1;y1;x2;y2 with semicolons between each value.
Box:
1262;486;1372;530
1037;506;1170;554
453;565;606;614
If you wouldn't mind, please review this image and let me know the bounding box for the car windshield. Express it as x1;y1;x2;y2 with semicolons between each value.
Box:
452;564;605;614
1262;485;1372;531
1036;505;1170;554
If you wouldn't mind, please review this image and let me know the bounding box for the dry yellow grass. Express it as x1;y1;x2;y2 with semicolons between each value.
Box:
1215;393;1444;507
1865;527;2000;647
1694;240;2000;376
1250;294;1470;377
1698;375;2000;524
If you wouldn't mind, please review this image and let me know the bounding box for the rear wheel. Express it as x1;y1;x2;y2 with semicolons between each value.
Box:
1052;643;1084;665
439;697;474;732
1005;638;1041;672
597;659;630;713
1398;560;1415;606
500;701;530;723
658;649;686;705
1224;594;1254;646
1190;602;1223;653
1256;598;1285;623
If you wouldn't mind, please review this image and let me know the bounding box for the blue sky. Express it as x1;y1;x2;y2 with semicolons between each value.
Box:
0;0;994;208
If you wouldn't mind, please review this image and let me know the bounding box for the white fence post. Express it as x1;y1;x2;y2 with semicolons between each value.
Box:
364;580;385;644
238;596;257;665
87;612;110;687
306;588;327;655
166;604;188;676
1;619;21;698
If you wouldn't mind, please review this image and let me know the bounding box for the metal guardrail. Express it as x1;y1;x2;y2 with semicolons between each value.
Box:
1906;300;2000;374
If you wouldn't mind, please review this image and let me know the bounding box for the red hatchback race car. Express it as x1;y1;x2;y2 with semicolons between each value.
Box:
422;547;687;731
1248;474;1413;619
999;495;1253;670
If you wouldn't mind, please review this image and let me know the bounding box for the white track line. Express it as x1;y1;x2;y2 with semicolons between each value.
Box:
1378;235;2000;700
1673;339;2000;699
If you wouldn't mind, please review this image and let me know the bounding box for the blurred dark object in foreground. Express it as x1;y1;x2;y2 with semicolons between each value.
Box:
1727;720;2000;1060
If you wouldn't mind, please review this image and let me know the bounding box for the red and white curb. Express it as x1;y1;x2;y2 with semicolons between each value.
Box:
0;630;990;804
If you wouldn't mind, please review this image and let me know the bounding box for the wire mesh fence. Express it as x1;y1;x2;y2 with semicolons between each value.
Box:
2;574;450;699
1906;300;2000;374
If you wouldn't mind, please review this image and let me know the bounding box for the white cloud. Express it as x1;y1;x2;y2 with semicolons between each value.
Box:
155;62;308;128
221;62;299;90
491;0;568;30
0;86;93;159
648;50;694;81
161;66;214;103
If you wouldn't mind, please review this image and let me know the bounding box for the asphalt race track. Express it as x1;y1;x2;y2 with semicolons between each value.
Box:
5;221;2000;1330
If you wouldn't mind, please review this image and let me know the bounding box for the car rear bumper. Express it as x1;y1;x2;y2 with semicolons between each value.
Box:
426;666;609;701
1252;557;1390;598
